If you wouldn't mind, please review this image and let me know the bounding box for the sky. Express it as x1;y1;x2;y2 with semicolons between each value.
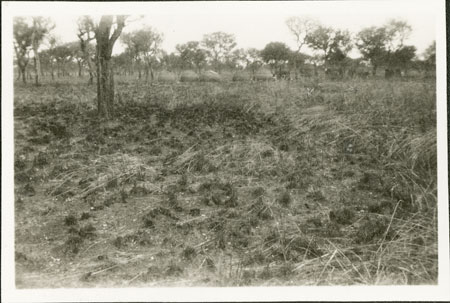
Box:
11;1;438;58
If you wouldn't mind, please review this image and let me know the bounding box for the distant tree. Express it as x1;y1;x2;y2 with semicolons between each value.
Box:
30;17;54;85
328;30;352;59
39;36;59;79
423;41;436;65
66;41;85;77
417;41;436;75
387;45;417;75
94;15;127;119
161;52;183;73
355;26;388;75
305;25;334;60
306;25;352;71
229;48;247;69
356;19;413;76
285;16;318;79
229;48;263;72
286;17;318;53
140;27;163;81
260;42;291;77
245;48;263;76
288;51;309;76
121;31;143;79
45;35;60;80
383;19;414;77
176;41;207;73
77;16;96;84
202;32;237;72
52;44;73;77
384;19;412;52
13;17;34;83
327;30;352;76
39;49;52;78
121;26;163;81
113;51;134;76
422;41;436;75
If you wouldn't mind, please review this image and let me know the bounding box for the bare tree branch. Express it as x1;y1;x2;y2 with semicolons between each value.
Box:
108;15;127;54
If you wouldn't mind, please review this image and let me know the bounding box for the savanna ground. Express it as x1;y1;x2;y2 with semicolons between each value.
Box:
14;75;437;287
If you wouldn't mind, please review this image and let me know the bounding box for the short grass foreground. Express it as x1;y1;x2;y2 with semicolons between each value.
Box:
14;78;437;287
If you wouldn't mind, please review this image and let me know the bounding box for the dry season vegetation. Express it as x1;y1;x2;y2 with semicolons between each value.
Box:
14;76;437;287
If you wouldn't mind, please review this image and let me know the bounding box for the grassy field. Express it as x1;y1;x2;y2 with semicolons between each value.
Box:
13;76;437;287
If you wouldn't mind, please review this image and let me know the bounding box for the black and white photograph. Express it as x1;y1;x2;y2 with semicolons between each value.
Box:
2;0;449;301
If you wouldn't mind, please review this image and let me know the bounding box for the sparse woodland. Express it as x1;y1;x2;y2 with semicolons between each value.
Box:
13;15;437;287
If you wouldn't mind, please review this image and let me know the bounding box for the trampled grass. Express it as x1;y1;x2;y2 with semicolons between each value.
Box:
13;77;437;287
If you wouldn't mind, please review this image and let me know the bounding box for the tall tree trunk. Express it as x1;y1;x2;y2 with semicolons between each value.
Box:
95;15;126;119
96;53;114;118
79;37;95;85
150;65;154;82
78;60;82;77
83;47;95;84
33;49;41;86
86;56;95;85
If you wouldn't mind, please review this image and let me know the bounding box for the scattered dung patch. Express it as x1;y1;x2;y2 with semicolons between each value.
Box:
329;207;356;225
353;216;392;244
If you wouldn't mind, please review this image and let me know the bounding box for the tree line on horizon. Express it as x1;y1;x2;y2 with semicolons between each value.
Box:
13;15;437;119
14;15;436;84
